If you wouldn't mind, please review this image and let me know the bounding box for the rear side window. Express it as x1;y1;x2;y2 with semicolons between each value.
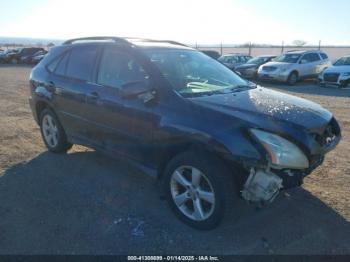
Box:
55;52;70;76
320;53;328;60
65;46;98;81
302;53;321;63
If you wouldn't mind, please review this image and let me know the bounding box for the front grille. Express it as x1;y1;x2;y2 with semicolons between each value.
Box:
324;73;340;83
314;118;340;148
262;66;277;72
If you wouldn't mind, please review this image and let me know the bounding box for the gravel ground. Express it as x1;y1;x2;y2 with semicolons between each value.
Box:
0;65;349;255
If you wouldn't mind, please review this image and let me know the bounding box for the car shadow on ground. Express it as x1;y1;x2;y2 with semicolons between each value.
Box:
255;80;350;98
0;150;349;255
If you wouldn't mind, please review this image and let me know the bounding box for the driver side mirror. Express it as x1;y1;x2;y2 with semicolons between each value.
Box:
300;59;307;64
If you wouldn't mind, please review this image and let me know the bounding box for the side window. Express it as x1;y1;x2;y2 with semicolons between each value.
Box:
310;53;321;62
97;48;149;89
302;53;320;63
320;53;328;60
55;52;70;76
47;56;61;73
65;46;98;81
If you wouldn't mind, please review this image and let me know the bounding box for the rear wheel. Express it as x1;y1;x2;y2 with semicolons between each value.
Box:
163;151;240;230
287;72;298;85
40;108;72;153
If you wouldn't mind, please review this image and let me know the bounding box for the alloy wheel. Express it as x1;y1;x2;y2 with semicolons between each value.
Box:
42;114;59;148
170;166;216;221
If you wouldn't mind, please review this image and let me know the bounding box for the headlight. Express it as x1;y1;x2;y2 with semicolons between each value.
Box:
342;72;350;76
250;129;309;169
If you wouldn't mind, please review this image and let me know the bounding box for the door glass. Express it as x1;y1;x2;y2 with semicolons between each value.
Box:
97;48;149;89
54;52;70;76
65;46;98;81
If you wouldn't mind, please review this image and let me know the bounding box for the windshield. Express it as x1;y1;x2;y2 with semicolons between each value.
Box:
143;49;250;96
274;54;301;63
334;57;350;66
246;56;270;65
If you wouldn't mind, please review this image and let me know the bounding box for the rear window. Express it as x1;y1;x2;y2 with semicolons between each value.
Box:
65;46;98;81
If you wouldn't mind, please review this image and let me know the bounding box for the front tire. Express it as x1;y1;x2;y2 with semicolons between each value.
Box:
40;108;72;153
287;72;298;86
163;151;239;230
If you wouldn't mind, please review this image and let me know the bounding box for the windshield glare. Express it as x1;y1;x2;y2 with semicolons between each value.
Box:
274;54;301;63
334;57;350;66
143;49;249;96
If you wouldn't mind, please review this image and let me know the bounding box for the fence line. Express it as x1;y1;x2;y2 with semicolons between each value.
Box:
195;45;350;61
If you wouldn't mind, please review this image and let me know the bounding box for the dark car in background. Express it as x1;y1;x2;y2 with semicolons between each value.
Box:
218;53;252;70
5;47;45;64
21;50;48;64
0;49;19;63
29;37;341;229
201;50;221;60
235;55;276;79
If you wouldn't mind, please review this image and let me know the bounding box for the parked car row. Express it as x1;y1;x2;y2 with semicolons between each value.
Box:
0;47;47;64
216;50;349;88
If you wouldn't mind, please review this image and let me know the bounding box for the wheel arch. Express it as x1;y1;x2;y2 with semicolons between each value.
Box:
156;137;246;184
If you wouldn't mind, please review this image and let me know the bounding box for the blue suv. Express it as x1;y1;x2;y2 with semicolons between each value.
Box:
29;37;341;229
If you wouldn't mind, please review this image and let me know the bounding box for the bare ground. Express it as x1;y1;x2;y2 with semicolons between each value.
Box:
0;65;349;254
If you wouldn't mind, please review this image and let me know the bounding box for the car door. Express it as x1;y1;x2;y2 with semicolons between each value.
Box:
298;53;315;77
83;45;156;166
47;45;99;138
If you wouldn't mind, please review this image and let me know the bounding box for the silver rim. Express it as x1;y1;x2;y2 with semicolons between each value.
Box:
42;114;59;148
170;166;215;221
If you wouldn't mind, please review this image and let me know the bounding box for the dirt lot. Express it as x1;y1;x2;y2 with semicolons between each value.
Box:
0;65;349;254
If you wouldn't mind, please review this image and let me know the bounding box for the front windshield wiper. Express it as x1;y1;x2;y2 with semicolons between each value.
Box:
220;84;257;93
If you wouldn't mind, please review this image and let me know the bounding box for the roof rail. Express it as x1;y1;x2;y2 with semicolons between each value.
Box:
63;36;131;45
126;37;188;47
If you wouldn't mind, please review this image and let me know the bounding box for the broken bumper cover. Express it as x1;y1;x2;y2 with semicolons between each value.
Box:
241;155;325;203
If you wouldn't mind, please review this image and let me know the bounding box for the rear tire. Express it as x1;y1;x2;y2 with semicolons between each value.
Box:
162;151;240;230
287;72;298;86
39;108;72;153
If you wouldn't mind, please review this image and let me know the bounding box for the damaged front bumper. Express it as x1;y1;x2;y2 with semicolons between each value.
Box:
241;155;325;203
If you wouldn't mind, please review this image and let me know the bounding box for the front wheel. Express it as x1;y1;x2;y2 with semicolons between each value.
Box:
287;72;298;86
163;151;239;230
40;108;72;153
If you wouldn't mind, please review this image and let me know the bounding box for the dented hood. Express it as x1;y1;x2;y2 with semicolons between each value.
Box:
189;87;332;130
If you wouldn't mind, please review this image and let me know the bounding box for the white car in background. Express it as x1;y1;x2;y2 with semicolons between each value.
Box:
318;55;350;88
257;50;331;85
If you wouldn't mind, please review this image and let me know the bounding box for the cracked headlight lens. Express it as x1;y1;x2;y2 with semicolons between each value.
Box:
251;129;309;169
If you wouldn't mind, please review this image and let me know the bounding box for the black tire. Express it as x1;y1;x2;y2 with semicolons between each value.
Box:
287;72;298;86
39;108;72;153
162;150;240;230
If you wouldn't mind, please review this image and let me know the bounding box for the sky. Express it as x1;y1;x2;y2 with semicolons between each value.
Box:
0;0;349;45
